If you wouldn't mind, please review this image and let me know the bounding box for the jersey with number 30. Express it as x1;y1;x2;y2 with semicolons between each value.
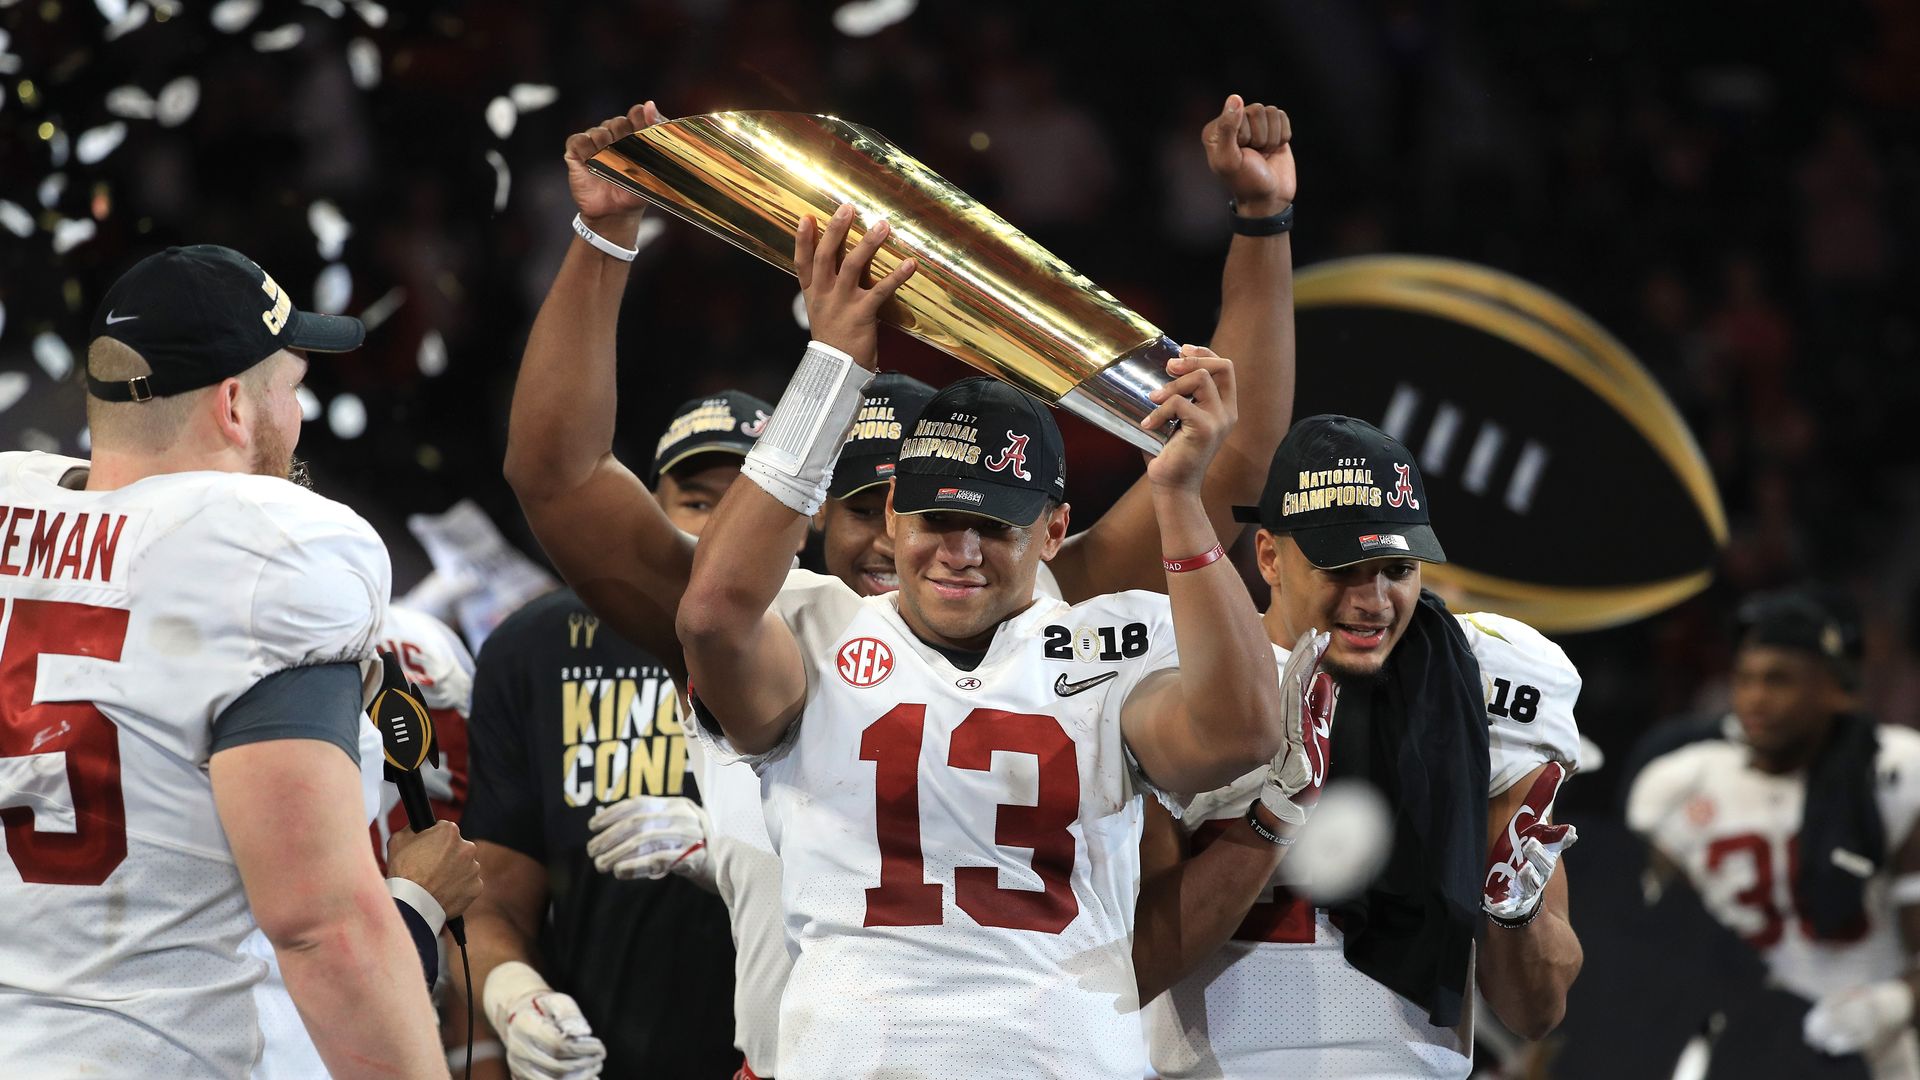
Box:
693;569;1181;1080
1148;611;1584;1080
0;451;389;1079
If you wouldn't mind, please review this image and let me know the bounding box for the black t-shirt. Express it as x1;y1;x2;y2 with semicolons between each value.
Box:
465;588;738;1076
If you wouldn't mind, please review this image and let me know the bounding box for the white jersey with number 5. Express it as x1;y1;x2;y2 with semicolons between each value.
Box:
691;569;1181;1080
1147;610;1584;1080
0;451;389;1079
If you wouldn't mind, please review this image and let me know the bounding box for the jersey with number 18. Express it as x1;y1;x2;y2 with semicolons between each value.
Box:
0;451;389;1078
692;568;1184;1080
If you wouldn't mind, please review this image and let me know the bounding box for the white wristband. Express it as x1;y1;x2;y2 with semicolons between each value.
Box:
572;213;639;262
483;959;552;1034
742;341;872;517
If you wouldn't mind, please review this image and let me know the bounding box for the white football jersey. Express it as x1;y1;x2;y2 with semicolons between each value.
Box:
1627;724;1920;1004
1147;611;1584;1080
692;569;1182;1080
0;451;389;1079
247;604;473;1080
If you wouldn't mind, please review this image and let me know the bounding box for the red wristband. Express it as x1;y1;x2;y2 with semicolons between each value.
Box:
1162;543;1226;573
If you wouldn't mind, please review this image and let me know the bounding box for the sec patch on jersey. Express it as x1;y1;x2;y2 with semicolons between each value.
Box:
1294;255;1726;632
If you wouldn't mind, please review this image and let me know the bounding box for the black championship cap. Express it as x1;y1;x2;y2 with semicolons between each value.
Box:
88;245;365;402
829;372;938;500
1735;587;1863;683
1233;413;1448;568
650;390;774;484
891;377;1065;527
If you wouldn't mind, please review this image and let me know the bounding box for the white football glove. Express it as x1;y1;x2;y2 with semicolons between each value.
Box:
1257;629;1335;829
484;961;607;1080
586;795;714;889
1805;979;1915;1057
1483;762;1578;926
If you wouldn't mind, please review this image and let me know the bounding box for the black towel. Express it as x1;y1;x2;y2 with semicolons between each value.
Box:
1797;713;1882;938
1325;590;1491;1028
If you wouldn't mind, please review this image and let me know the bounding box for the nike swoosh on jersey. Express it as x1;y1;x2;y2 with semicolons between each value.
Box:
1054;670;1120;697
105;311;139;324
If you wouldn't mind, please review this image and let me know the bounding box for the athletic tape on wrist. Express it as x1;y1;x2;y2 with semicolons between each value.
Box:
743;341;872;517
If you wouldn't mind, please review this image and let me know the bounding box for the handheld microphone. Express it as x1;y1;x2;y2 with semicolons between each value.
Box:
370;650;466;946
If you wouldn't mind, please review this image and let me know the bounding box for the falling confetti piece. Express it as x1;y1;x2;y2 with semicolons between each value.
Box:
103;2;148;40
0;55;18;77
295;385;320;421
417;330;447;376
20;429;58;454
252;23;304;52
0;200;28;237
105;84;155;119
352;0;386;27
307;199;350;259
634;217;666;251
327;393;367;439
38;173;65;208
301;0;343;17
485;96;516;139
792;290;810;330
313;262;351;314
75;122;127;165
832;0;917;37
359;286;405;330
347;37;379;89
0;373;27;415
49;129;69;168
94;0;125;21
485;148;509;211
156;76;199;126
210;0;258;32
52;217;97;254
32;331;72;379
508;83;558;113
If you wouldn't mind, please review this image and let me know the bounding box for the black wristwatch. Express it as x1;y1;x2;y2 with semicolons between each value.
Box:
1229;199;1294;237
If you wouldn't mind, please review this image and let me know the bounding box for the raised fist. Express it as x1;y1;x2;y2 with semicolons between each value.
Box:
1202;94;1296;217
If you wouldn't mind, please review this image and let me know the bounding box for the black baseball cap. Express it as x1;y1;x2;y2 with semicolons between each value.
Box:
891;377;1066;527
650;390;774;484
1233;414;1447;568
87;245;364;402
829;372;937;500
1736;587;1863;684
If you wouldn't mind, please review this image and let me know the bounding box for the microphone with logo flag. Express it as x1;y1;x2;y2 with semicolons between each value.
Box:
369;650;463;947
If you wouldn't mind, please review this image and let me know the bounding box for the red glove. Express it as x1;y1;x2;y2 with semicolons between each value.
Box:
1483;761;1577;927
1259;630;1337;827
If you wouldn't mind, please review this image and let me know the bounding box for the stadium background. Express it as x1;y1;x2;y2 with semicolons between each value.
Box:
2;0;1915;1073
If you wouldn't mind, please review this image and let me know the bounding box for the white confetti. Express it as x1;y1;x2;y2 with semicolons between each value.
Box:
38;172;66;208
313;262;351;314
0;200;31;238
20;429;58;454
347;37;379;89
210;0;258;32
358;286;405;331
105;84;156;119
0;54;17;77
0;372;27;416
295;384;320;422
252;23;305;52
49;129;69;167
485;148;509;211
94;0;127;22
75;122;127;165
832;0;917;37
417;330;447;376
327;393;367;439
485;96;516;140
103;2;148;41
352;0;386;27
77;426;90;452
0;28;9;50
307;199;351;259
52;217;98;254
634;217;666;252
32;332;72;380
791;290;810;330
1289;781;1395;905
156;76;199;127
508;83;558;113
301;0;344;17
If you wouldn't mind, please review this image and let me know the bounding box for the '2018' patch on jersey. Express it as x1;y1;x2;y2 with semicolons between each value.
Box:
1043;622;1149;663
837;637;895;688
1487;677;1541;723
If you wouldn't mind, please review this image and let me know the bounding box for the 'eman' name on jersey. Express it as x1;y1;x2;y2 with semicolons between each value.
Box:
0;506;129;583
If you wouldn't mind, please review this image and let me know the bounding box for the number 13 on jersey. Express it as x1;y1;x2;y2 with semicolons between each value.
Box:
860;703;1081;934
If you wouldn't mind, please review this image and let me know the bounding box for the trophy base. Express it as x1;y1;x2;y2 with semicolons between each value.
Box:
1058;336;1182;456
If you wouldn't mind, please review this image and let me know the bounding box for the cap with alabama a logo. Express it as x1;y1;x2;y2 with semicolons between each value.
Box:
1233;414;1447;569
890;377;1066;527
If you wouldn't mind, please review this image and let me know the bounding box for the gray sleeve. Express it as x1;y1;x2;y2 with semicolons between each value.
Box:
211;662;364;763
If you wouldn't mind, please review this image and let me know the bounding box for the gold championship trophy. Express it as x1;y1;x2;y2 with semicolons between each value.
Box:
588;111;1180;454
